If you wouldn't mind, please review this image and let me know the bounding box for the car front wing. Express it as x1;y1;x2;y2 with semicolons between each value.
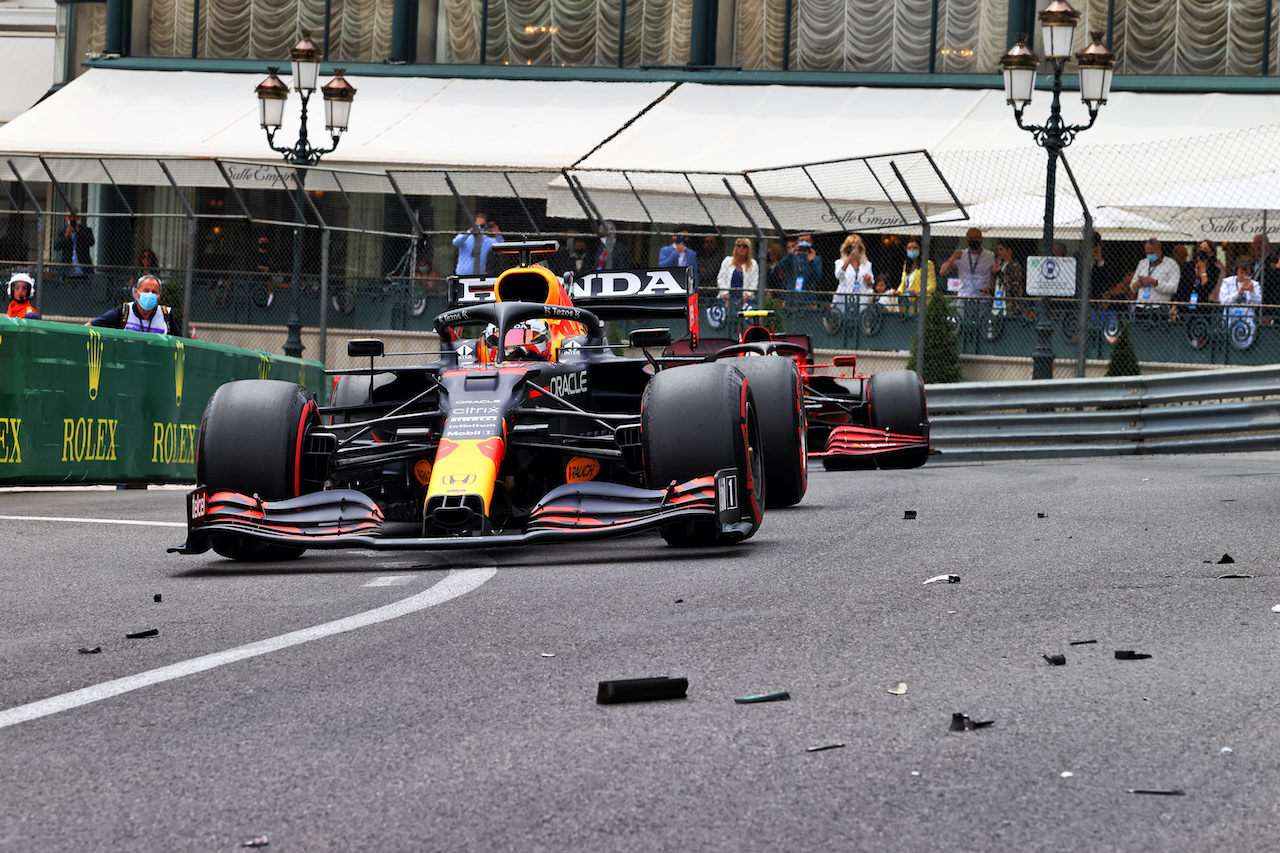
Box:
169;468;751;554
807;424;931;459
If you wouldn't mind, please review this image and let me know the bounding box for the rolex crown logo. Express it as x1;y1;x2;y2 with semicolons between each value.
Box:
87;330;103;401
174;340;185;407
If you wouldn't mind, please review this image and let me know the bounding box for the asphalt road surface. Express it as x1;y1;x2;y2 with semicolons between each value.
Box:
2;453;1279;852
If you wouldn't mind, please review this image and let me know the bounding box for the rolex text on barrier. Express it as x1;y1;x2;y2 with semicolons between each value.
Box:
0;317;324;485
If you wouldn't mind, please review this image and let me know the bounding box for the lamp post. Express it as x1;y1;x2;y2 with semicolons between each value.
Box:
255;32;357;358
1000;3;1114;380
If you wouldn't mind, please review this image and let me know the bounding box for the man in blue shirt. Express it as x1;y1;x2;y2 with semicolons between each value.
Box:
452;214;504;276
658;230;699;288
773;236;823;291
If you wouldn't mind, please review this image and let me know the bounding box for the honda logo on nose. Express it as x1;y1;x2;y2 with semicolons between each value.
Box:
443;474;476;485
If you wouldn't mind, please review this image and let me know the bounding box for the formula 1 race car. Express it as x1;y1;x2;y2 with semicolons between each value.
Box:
173;241;808;560
664;321;931;471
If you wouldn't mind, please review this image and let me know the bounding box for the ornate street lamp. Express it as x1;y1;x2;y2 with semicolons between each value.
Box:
1000;5;1114;380
255;33;357;358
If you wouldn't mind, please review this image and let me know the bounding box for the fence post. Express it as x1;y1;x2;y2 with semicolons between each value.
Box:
319;227;330;366
183;216;195;337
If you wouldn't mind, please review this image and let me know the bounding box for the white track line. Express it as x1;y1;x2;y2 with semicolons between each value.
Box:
0;567;496;730
0;515;186;528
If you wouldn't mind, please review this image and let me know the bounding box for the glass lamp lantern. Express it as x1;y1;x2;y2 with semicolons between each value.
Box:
254;67;288;129
1076;31;1116;106
1000;34;1039;109
1039;0;1080;60
321;69;357;133
290;31;321;94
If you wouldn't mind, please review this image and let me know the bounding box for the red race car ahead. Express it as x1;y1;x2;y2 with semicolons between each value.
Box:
662;319;931;471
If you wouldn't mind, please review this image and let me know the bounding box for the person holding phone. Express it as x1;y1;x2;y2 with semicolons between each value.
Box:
54;208;95;276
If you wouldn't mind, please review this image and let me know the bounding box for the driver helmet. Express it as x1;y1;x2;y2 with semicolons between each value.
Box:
481;319;551;362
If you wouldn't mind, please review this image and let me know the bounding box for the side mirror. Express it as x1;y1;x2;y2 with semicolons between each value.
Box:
833;354;857;368
348;338;384;358
628;328;672;349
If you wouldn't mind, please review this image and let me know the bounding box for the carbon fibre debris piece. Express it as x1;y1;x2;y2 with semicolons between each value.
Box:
1037;512;1046;518
1069;639;1098;645
734;691;791;704
1115;650;1152;660
806;743;845;752
125;629;159;639
903;510;917;520
78;647;101;654
597;676;688;705
1043;654;1066;666
1127;789;1185;796
924;574;960;585
950;713;995;731
1218;554;1235;564
153;594;162;602
1218;573;1252;579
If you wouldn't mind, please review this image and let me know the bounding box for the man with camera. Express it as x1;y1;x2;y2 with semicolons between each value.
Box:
54;209;95;276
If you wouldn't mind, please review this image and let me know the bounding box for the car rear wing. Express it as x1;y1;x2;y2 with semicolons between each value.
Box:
448;266;693;323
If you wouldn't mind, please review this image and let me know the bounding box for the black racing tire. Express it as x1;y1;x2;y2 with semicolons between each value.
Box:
729;356;807;508
197;379;318;561
642;362;764;546
867;370;930;470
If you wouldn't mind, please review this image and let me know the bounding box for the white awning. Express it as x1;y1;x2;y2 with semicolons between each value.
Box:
5;70;1280;241
0;69;671;170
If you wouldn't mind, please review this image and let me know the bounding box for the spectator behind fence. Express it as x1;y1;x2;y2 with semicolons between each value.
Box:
452;213;503;276
897;237;937;302
992;239;1025;308
833;233;872;311
659;229;698;288
871;274;899;312
1128;237;1179;303
135;248;159;283
55;208;94;276
939;227;994;309
86;273;180;336
716;237;758;299
767;238;794;290
1181;239;1224;304
774;235;822;291
698;235;721;290
6;272;38;319
595;221;634;270
1088;232;1125;300
1220;257;1263;345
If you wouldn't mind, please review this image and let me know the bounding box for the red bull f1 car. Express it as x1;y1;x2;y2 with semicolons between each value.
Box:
174;241;812;560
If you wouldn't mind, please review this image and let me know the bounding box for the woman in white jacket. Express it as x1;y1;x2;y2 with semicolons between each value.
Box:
717;237;759;299
833;233;872;311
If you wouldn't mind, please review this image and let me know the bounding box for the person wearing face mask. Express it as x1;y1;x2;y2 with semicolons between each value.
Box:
938;227;994;315
897;237;937;305
1128;237;1179;303
86;273;179;335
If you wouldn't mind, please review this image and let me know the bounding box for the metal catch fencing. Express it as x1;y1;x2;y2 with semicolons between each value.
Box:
926;364;1280;460
4;141;1280;372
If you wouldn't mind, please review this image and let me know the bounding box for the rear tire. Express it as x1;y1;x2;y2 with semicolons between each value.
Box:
729;356;807;507
197;379;318;560
642;363;764;546
867;370;930;469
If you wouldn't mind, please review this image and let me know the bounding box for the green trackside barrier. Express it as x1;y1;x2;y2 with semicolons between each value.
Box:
0;317;326;485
